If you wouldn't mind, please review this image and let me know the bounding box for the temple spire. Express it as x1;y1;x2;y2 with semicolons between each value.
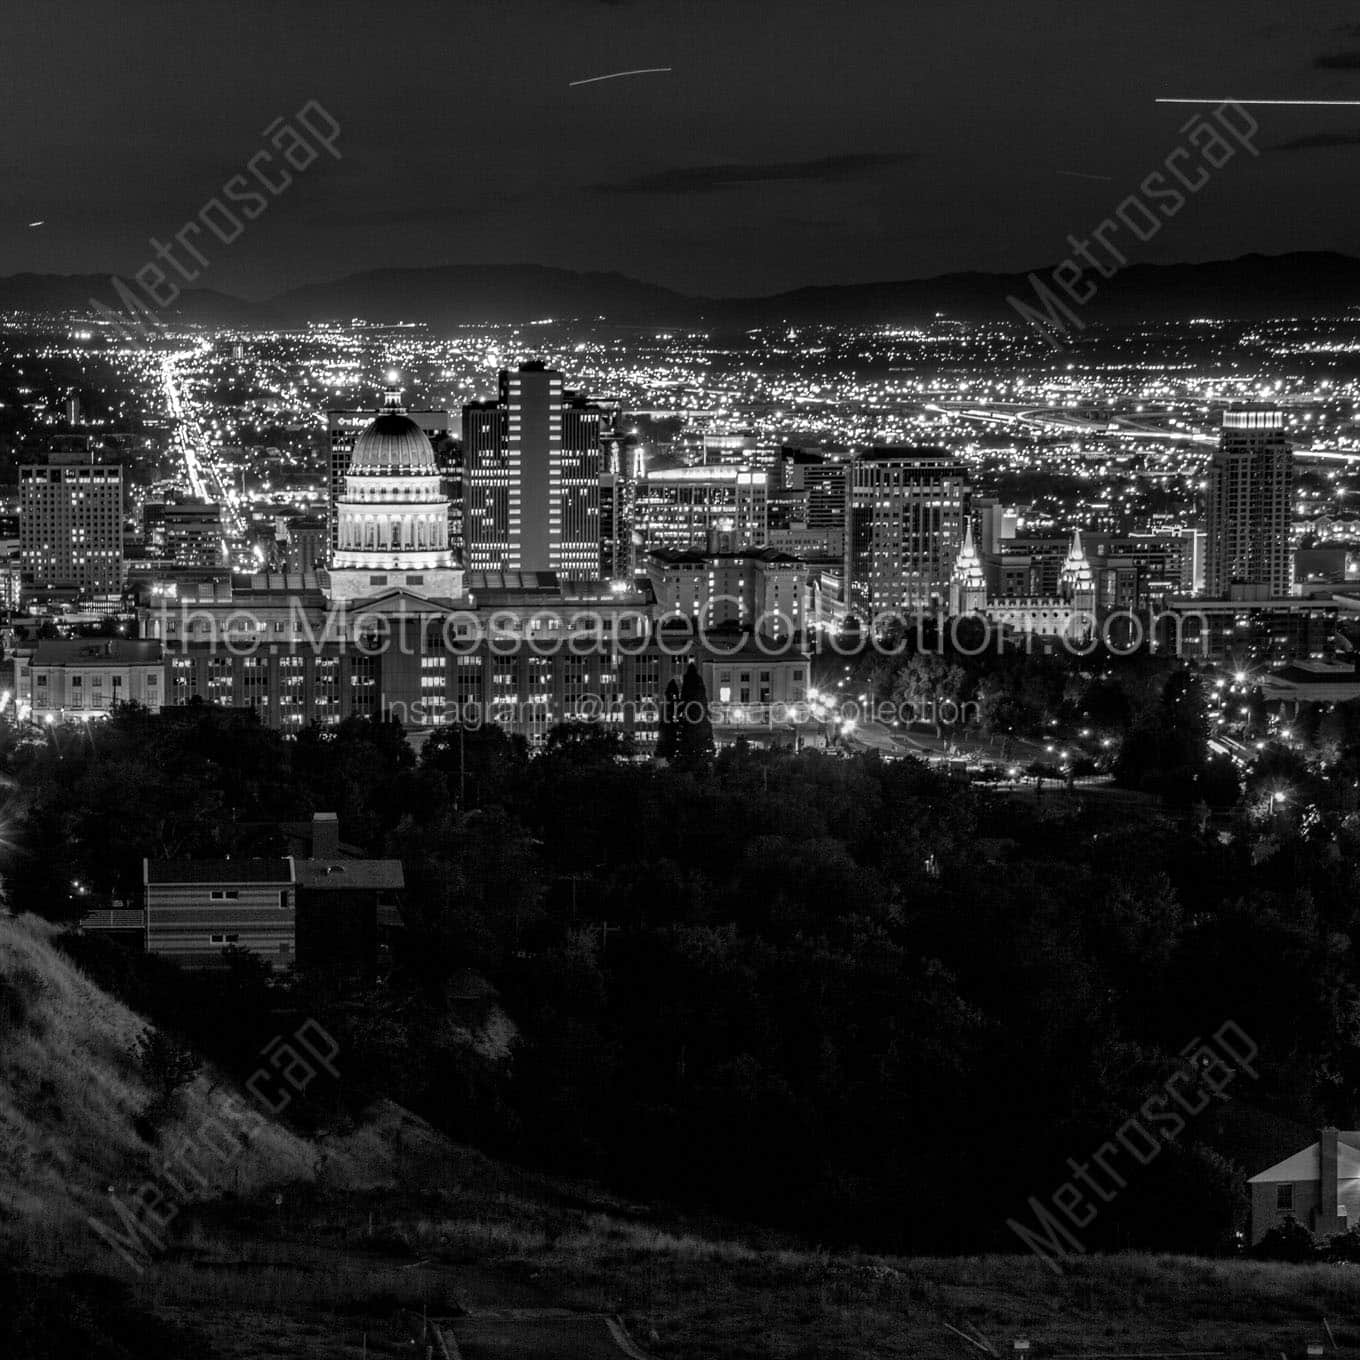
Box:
1060;526;1094;598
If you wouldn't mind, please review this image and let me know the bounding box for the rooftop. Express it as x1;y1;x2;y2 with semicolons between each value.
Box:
466;571;653;606
649;547;808;566
145;858;294;885
294;859;405;891
350;412;437;474
31;639;162;665
1250;1132;1360;1183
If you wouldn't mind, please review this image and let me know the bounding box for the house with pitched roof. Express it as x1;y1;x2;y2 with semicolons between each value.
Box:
1248;1127;1360;1243
135;814;404;975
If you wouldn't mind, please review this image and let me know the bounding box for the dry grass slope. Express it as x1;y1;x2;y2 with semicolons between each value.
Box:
7;912;1360;1358
0;913;316;1257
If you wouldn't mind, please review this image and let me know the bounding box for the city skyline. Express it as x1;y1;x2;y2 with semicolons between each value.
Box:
11;5;1360;1351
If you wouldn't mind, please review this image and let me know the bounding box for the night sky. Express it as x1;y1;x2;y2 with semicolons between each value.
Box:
6;0;1360;298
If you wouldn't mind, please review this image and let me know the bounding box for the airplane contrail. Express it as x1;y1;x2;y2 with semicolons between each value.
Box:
1156;98;1360;106
569;67;672;87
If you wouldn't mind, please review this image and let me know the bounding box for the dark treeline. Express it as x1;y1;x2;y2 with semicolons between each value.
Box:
10;661;1360;1256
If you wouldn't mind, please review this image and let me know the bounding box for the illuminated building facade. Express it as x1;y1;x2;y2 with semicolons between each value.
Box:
328;385;463;603
948;527;1097;640
1206;407;1293;599
647;546;811;641
599;429;642;582
327;399;451;558
846;448;968;615
144;500;223;567
20;452;124;600
634;467;769;553
16;638;164;722
462;363;605;577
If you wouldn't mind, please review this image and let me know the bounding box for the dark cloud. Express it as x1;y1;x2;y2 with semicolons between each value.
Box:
1271;129;1360;150
593;153;917;194
1314;50;1360;68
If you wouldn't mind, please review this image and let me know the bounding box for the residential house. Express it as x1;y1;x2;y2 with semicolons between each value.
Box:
1248;1126;1360;1242
281;812;404;975
144;858;296;967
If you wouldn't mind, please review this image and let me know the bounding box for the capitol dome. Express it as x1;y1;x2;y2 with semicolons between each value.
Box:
350;410;437;473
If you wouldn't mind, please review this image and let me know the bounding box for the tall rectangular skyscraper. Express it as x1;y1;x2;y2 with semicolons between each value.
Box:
600;432;642;581
20;452;124;599
776;448;848;556
1205;407;1292;598
846;448;969;614
462;363;603;575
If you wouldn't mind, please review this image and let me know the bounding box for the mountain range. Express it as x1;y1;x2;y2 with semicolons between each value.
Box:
5;251;1360;331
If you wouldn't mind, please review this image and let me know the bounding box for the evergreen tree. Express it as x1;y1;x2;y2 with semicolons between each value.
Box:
656;678;681;760
676;662;715;767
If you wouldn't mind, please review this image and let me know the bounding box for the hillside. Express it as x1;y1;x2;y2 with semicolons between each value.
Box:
6;251;1360;331
0;272;266;329
272;263;698;328
6;911;1360;1358
0;913;319;1252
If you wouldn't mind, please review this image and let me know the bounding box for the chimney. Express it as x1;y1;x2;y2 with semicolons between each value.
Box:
1320;1127;1340;1232
311;812;340;860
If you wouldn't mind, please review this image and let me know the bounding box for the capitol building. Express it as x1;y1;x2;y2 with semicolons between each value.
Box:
328;386;464;602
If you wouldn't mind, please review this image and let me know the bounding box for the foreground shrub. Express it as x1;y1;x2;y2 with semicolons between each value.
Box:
1253;1216;1317;1262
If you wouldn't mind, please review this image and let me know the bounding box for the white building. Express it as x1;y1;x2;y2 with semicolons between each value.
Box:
328;386;464;603
16;638;163;722
949;526;1096;641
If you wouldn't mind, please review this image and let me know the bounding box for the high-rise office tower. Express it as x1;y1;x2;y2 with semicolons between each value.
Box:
600;432;642;581
462;362;603;575
327;389;451;558
775;448;848;556
846;448;969;614
20;451;124;598
634;467;769;553
1182;527;1206;595
1205;407;1292;598
559;393;607;575
144;500;223;566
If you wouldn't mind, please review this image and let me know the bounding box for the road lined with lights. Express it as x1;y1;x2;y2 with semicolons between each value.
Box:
160;348;249;558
